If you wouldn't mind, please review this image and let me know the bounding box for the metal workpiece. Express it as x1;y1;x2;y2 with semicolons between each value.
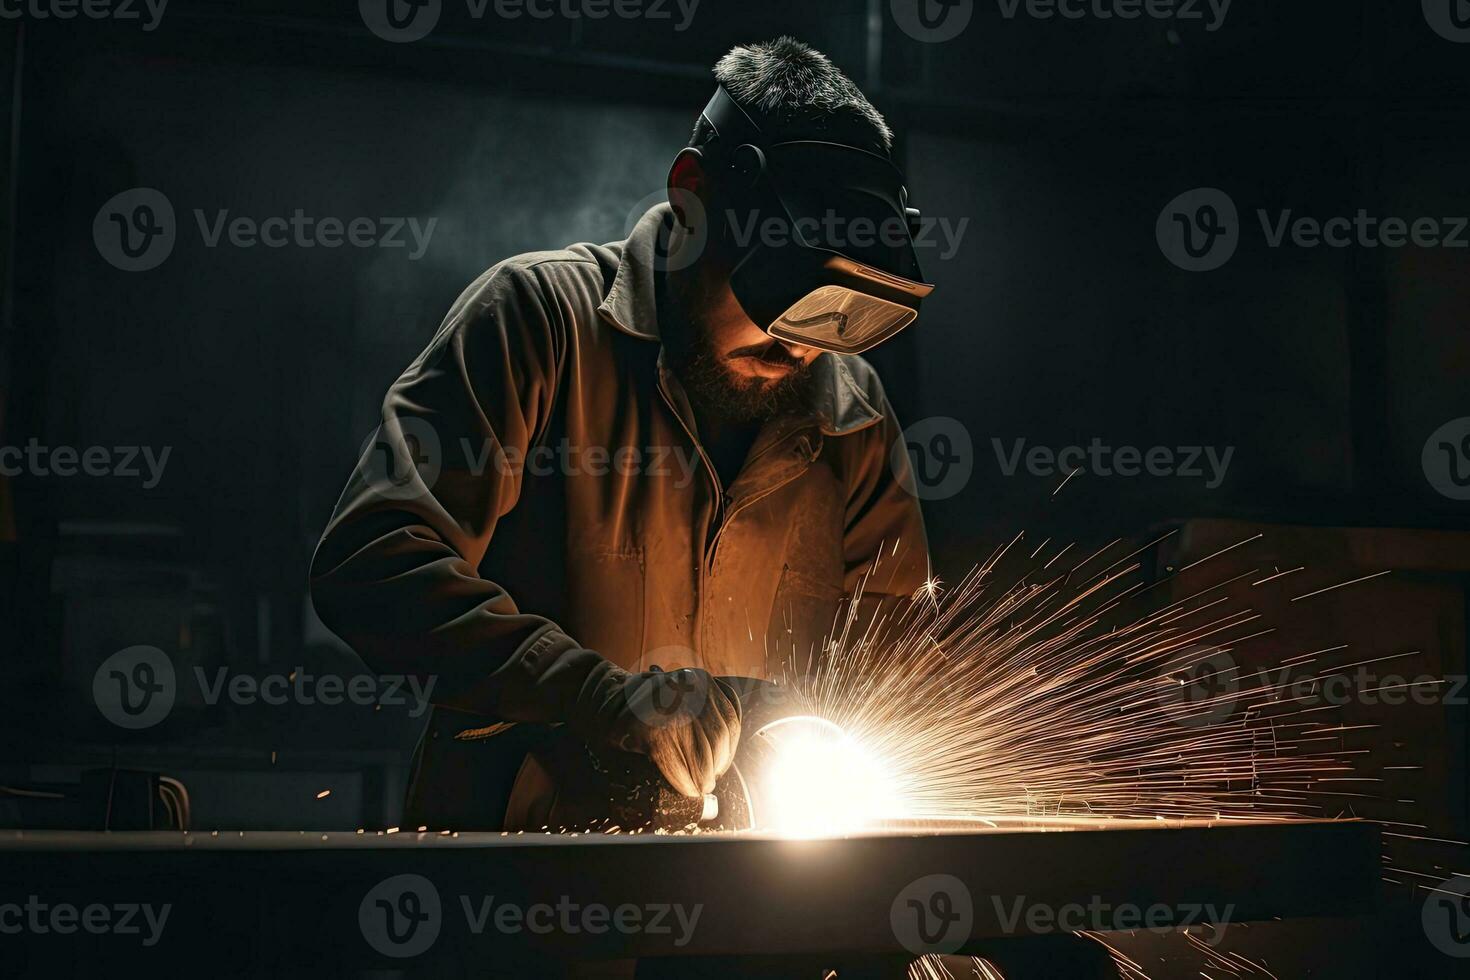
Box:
0;818;1381;972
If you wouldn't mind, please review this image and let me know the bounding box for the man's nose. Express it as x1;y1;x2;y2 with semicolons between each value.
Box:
777;340;817;362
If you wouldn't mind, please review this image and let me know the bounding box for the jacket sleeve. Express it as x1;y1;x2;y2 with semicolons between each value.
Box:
309;263;620;723
842;383;933;607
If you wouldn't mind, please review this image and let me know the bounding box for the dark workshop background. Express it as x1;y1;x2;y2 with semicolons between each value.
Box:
0;2;1467;975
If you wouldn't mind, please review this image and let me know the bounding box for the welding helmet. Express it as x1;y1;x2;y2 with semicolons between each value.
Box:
687;86;935;356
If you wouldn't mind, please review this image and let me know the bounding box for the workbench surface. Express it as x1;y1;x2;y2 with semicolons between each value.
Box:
1;818;1381;971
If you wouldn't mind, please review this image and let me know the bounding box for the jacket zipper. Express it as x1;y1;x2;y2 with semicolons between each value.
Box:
703;428;812;566
658;368;819;663
656;373;723;664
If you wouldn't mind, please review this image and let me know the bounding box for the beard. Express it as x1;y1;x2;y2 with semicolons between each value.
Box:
669;332;816;423
661;271;816;424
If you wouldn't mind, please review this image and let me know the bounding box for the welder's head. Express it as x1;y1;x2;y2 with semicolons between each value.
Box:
662;38;933;422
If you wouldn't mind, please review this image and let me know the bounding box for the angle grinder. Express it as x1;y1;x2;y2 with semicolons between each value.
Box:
503;676;803;834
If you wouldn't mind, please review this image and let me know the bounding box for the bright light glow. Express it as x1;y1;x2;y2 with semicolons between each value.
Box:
755;715;908;838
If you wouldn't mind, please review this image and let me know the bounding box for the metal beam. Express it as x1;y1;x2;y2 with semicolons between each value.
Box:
0;819;1381;971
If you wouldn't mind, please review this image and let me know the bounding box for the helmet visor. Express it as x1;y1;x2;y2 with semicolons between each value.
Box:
767;285;919;355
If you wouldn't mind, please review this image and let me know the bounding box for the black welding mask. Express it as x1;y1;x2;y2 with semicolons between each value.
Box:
689;86;935;356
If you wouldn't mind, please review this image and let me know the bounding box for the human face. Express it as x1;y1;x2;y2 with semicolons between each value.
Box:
662;150;823;420
664;238;822;422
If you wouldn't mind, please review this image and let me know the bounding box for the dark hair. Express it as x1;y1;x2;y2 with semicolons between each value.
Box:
689;37;894;155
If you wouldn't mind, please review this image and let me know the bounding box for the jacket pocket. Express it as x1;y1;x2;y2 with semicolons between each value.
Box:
770;562;844;678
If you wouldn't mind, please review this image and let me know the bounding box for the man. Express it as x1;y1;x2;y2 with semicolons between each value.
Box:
311;38;932;830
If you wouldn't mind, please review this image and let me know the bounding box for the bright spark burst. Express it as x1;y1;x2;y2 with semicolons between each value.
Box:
743;527;1467;978
754;715;908;837
771;531;1362;826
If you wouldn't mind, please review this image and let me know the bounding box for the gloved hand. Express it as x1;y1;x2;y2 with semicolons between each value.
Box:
580;665;742;798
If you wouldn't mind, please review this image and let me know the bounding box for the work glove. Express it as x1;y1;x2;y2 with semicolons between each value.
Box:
580;665;742;799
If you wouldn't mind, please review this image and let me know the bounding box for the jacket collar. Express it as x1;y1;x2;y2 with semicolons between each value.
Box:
597;203;884;437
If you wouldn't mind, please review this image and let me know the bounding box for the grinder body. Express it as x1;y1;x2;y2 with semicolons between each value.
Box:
503;677;797;833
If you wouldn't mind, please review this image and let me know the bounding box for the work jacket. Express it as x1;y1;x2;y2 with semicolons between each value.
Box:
311;204;930;825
